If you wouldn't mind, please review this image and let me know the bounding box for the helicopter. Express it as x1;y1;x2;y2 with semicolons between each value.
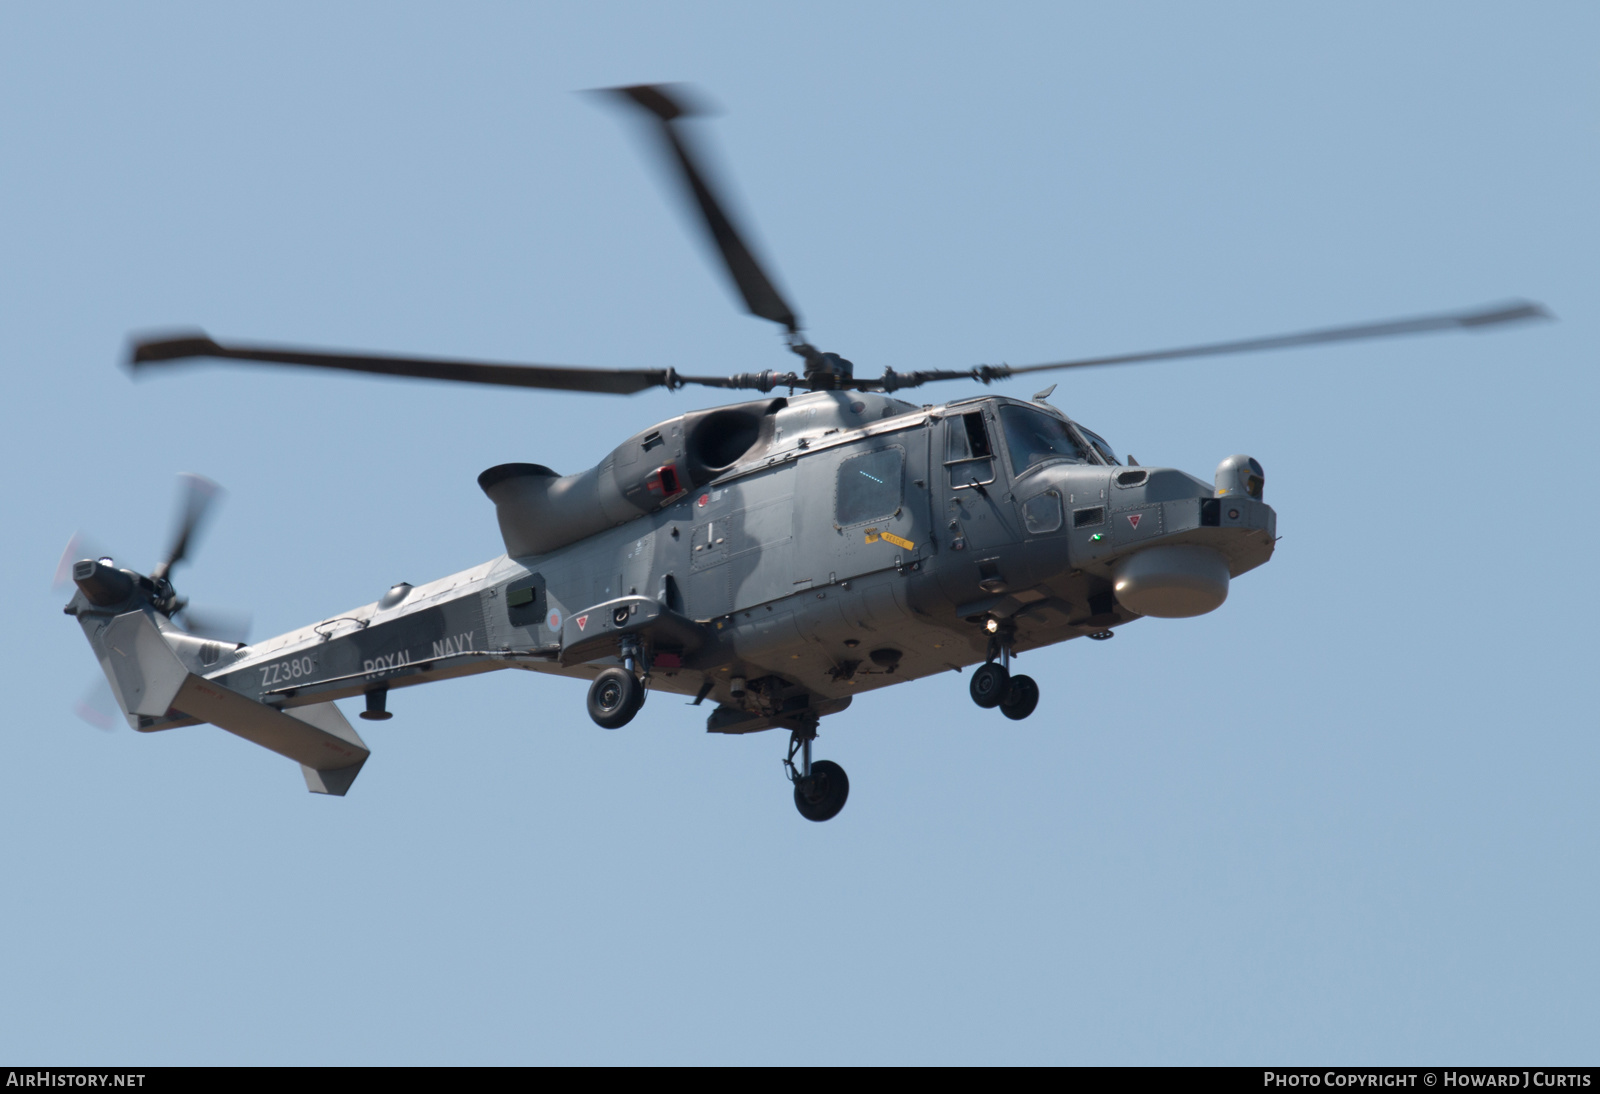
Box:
62;84;1548;821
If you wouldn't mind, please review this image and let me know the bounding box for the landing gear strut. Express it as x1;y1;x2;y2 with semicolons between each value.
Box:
970;623;1039;720
784;719;849;822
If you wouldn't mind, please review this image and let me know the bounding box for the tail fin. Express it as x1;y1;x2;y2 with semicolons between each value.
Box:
100;611;369;795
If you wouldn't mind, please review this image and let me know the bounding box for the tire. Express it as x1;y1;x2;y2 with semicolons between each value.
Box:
794;759;850;822
969;661;1010;709
587;667;644;729
1000;673;1040;721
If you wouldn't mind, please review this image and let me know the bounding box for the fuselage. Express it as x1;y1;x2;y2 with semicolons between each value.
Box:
84;389;1275;736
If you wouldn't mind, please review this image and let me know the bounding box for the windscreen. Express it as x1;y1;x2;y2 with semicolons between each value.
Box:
1000;405;1088;473
1075;424;1119;465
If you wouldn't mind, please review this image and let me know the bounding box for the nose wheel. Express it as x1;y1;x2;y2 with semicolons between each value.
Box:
999;674;1039;720
969;627;1040;720
970;661;1009;707
784;721;849;822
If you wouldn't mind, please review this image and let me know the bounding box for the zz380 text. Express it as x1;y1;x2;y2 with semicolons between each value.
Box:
260;656;315;687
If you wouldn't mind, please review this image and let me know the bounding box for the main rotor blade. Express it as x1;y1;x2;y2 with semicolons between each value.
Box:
134;333;674;395
153;473;221;582
866;301;1552;392
1004;300;1552;377
602;84;803;334
130;332;796;395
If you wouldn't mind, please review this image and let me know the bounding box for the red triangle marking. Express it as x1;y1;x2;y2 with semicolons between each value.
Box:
576;614;589;631
1127;513;1142;529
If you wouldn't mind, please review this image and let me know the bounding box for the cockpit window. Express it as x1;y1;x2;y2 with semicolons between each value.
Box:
1000;405;1088;473
1076;425;1119;466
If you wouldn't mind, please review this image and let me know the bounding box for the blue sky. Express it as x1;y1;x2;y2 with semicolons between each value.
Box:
2;2;1595;1063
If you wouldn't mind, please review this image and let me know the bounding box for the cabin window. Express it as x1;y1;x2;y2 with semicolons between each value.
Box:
1000;405;1088;474
836;447;904;527
505;574;546;629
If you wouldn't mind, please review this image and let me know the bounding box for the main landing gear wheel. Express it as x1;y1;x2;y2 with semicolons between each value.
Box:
969;661;1010;709
1000;674;1039;720
794;759;849;822
587;667;644;729
784;723;849;822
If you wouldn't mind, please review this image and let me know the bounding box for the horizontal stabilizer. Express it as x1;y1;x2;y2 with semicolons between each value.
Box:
101;612;370;794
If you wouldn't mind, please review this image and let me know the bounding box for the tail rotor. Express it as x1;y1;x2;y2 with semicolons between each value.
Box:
60;473;250;730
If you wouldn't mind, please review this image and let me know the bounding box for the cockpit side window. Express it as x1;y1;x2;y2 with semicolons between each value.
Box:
945;410;993;462
1000;405;1088;474
944;410;996;489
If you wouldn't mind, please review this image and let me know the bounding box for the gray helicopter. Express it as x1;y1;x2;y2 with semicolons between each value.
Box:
63;85;1547;821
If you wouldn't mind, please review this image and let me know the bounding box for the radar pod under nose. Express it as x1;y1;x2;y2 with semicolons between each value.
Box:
101;611;369;795
1112;546;1231;618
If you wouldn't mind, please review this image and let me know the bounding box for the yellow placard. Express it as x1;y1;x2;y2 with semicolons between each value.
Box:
863;527;915;550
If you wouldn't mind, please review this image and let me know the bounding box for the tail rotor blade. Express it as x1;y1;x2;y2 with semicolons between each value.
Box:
72;678;120;732
175;606;252;645
53;532;112;590
152;473;221;582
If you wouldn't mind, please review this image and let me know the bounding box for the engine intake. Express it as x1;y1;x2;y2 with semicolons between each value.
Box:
479;399;784;558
